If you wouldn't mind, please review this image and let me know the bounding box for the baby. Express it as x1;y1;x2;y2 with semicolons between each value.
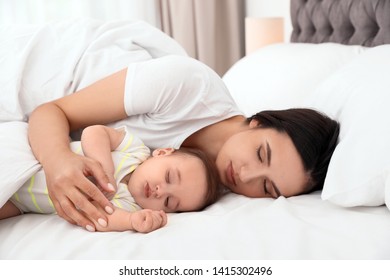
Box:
0;125;221;233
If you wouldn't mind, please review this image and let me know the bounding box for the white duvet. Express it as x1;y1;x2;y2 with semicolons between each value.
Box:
0;19;187;207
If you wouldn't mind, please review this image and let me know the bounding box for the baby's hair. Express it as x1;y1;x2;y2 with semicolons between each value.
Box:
174;147;222;210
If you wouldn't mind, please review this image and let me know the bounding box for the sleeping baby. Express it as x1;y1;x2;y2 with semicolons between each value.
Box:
0;125;221;233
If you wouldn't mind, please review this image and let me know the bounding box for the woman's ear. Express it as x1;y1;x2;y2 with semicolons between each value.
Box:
152;147;175;157
249;119;260;128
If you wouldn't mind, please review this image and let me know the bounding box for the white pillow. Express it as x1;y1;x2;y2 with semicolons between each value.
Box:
304;45;390;208
223;43;366;116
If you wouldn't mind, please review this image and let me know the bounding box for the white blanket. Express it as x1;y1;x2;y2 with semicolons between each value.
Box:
0;19;187;207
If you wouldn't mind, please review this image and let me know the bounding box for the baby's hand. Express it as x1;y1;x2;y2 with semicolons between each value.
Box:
131;209;167;233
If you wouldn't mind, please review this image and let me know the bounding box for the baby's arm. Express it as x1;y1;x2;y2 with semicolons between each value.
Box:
92;204;168;233
81;125;125;193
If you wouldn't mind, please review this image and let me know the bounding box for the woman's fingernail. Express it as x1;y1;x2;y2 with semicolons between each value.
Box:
107;183;115;191
105;206;114;214
86;225;95;232
98;218;107;227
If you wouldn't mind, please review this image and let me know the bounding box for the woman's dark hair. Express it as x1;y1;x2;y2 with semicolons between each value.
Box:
247;108;340;194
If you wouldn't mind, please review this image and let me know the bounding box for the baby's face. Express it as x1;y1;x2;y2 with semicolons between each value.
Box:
127;150;207;213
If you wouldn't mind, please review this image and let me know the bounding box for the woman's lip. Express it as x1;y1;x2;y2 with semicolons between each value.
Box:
226;162;237;187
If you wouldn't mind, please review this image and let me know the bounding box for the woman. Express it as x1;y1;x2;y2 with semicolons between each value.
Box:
28;55;339;232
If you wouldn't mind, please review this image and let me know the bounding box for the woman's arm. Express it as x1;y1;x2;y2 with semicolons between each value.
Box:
28;68;129;231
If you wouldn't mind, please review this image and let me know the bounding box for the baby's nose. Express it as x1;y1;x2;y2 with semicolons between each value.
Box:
154;184;165;198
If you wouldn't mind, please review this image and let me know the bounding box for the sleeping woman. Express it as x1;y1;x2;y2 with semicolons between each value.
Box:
0;17;337;232
27;54;339;232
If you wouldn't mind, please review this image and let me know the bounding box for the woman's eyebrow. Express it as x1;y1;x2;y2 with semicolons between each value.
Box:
266;141;271;166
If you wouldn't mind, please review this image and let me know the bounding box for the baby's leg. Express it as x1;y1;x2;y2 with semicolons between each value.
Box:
0;201;22;220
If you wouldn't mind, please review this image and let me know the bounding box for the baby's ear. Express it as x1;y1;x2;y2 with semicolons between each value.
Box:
152;147;175;157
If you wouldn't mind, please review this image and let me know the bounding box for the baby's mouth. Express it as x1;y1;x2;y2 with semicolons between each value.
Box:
144;182;151;198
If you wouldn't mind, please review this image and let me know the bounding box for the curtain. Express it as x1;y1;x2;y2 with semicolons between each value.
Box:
158;0;245;76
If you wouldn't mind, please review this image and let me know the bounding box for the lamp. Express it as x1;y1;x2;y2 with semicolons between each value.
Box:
245;17;284;55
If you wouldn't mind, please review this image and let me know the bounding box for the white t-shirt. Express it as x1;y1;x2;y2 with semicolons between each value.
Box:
110;55;243;149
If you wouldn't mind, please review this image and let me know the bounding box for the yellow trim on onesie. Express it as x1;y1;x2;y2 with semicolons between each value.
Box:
27;175;44;213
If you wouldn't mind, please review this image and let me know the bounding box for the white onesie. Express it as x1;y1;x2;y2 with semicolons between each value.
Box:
10;126;149;214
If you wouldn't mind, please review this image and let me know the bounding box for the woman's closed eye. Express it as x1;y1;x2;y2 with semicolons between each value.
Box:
257;144;268;164
257;146;263;162
264;180;276;198
263;180;270;196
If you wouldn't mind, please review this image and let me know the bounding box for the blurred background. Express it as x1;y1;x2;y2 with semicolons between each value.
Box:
0;0;291;76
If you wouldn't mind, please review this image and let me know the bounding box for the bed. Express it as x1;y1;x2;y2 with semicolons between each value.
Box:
1;0;390;260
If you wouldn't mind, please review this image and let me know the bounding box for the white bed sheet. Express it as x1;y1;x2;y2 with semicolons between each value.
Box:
1;192;390;259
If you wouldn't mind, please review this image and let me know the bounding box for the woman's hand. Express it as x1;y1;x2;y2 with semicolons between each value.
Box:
45;151;115;231
28;68;128;230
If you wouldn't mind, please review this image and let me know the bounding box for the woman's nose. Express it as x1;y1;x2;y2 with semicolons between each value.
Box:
239;164;263;183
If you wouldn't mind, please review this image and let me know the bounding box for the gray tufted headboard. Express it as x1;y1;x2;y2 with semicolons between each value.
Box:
290;0;390;46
